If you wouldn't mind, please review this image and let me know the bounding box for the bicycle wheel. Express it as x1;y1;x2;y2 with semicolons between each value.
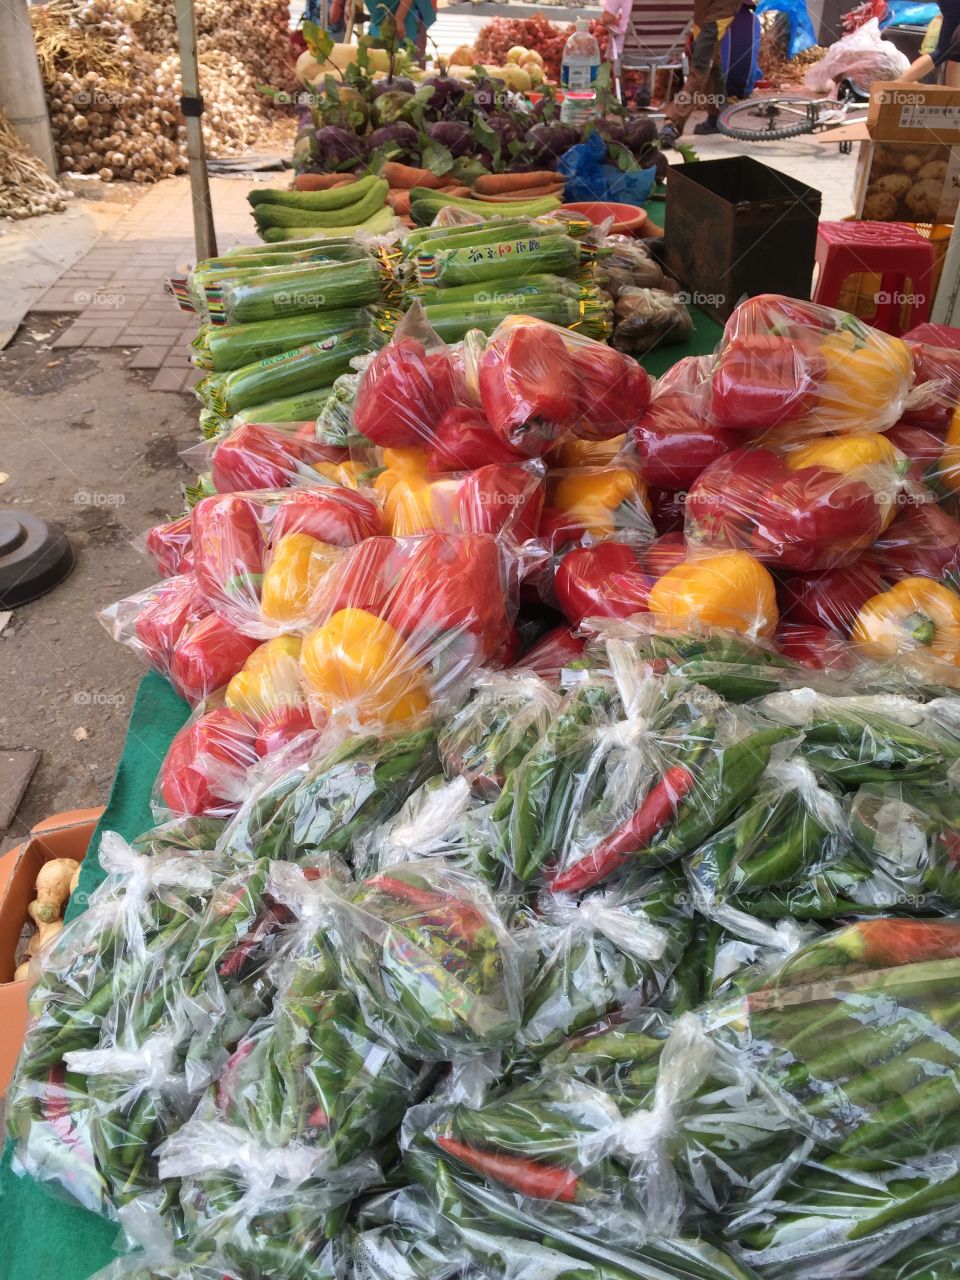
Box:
717;97;814;141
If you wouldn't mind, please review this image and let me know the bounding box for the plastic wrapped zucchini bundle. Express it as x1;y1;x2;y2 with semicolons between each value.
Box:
437;672;561;800
219;727;441;863
191;307;372;373
8;835;223;1218
512;870;692;1070
218;255;383;325
354;775;503;886
314;861;522;1059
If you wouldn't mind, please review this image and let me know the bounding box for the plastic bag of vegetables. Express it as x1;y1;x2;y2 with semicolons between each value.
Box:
7;834;224;1218
312;860;523;1058
218;254;383;325
191;307;372;373
203;422;360;494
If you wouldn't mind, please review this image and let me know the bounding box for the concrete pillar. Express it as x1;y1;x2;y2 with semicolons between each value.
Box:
0;0;57;177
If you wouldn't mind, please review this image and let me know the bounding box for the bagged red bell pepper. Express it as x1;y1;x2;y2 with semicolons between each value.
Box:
887;422;949;487
157;705;261;817
778;560;892;634
144;514;194;577
869;499;960;582
569;339;652;440
170;612;263;704
630;356;742;491
685;437;906;572
427;406;529;474
647;487;687;535
209;421;356;494
901;339;960;431
709;294;914;437
190;486;381;637
511;625;586;682
354;312;461;449
774;621;857;671
456;462;545;545
554;535;686;627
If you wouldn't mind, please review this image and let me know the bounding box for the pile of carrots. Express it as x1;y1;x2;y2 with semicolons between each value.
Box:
292;164;565;222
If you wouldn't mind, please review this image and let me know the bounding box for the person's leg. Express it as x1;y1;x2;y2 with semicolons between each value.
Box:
662;20;721;140
947;55;960;85
692;48;724;132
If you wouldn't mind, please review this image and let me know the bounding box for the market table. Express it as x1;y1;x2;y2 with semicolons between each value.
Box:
0;280;723;1279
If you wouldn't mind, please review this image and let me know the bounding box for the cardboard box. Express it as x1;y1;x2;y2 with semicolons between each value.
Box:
0;808;102;1095
868;82;960;145
854;139;960;223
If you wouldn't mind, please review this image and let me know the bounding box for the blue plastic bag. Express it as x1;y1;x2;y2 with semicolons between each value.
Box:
882;0;939;26
754;0;817;57
558;131;656;204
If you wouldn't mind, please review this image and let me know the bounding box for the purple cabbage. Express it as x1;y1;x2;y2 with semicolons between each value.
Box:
314;125;365;171
367;121;421;163
526;122;579;164
426;119;471;157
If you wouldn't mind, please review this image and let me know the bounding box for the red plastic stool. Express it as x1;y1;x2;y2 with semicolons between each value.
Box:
902;322;960;350
813;221;935;335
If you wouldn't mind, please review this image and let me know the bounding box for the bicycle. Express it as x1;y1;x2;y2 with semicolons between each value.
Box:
717;94;869;143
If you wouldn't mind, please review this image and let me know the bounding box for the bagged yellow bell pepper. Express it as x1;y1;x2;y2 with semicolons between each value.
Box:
647;549;778;638
548;467;648;538
225;635;305;718
549;435;626;468
300;607;431;725
815;325;913;433
260;532;340;626
852;577;960;664
785;432;902;474
313;459;363;488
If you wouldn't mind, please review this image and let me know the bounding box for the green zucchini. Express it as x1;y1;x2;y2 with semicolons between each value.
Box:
220;257;383;324
260;205;396;242
247;175;379;211
253;179;388;230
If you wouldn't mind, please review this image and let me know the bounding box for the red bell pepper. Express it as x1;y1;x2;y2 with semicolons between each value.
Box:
169;612;261;704
145;514;194;578
320;536;401;618
254;705;319;758
647;488;686;535
211;423;305;493
427;407;529;474
457;463;544;544
570;342;652;440
870;503;960;582
778;561;891;634
192;493;264;604
886;423;949;487
631;396;741;491
902;341;960;432
159;706;259;815
268;486;381;547
354;338;457;448
512;625;585;680
554;535;685;627
710;335;819;432
478;321;579;455
385;533;508;659
686;448;887;573
538;505;587;549
774;621;854;672
133;574;211;673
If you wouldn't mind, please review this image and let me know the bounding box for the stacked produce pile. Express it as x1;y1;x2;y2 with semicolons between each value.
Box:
468;13;611;83
0;110;67;219
14;230;960;1278
30;0;295;183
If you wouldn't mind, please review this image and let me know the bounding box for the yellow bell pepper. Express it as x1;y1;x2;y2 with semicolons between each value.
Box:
373;447;435;531
785;432;902;474
300;607;430;725
938;405;960;494
382;447;429;475
551;468;647;536
648;550;778;638
852;577;960;664
313;459;362;488
816;326;912;431
260;532;340;626
226;635;304;719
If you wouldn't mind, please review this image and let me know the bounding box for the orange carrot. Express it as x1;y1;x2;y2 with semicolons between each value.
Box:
474;170;558;194
292;173;356;191
387;188;412;215
474;184;565;202
382;161;441;190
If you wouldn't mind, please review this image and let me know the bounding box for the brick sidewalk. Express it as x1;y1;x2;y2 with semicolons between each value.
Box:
29;176;260;393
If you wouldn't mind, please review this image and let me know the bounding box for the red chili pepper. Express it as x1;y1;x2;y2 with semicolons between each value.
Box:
856;918;960;967
42;1065;85;1151
427;407;529;474
216;1040;254;1113
478;322;579;455
436;1135;579;1202
548;764;696;894
307;1104;330;1129
368;874;488;947
710;335;819;432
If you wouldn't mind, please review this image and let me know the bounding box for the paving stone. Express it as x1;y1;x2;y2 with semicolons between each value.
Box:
129;346;173;369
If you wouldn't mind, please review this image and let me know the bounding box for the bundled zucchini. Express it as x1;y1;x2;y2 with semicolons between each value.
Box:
252;178;389;233
261;205;397;242
404;273;584;308
191;306;371;372
219;257;383;324
375;288;612;344
195;329;371;417
232;389;337;425
415;233;583;288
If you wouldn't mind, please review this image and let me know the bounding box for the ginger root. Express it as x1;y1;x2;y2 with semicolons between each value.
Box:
33;858;81;922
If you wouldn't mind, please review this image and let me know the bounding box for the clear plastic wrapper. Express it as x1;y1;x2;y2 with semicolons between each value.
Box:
847;779;960;911
437;671;561;799
703;918;960;1274
190;487;381;637
313;861;522;1059
144;514;194;578
503;652;794;891
217;256;383;325
685;435;908;573
513;870;691;1069
469;316;652;455
611;288;694;356
851;575;960;669
707;294;914;437
8;835;222;1217
538;464;654;550
206;421;359;494
155;705;261;820
80;1250;231;1280
353;312;461;449
218;726;441;863
868;501;960;584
